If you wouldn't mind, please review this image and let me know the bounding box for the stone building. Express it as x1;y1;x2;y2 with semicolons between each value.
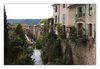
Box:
52;4;69;26
20;24;29;33
68;4;96;38
33;24;43;38
53;4;96;38
52;4;96;65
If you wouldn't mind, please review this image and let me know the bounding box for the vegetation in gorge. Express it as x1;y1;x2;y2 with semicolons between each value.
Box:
5;24;33;65
56;24;66;39
35;19;73;64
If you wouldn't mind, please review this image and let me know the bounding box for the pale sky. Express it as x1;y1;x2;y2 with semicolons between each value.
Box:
5;4;53;19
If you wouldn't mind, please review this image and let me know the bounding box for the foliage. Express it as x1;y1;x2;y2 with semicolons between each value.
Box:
40;19;49;35
56;24;66;39
15;24;25;40
70;26;77;43
38;21;65;64
40;19;48;24
70;26;88;46
36;35;44;49
5;24;33;65
15;51;33;65
4;8;10;64
36;20;74;65
35;19;49;49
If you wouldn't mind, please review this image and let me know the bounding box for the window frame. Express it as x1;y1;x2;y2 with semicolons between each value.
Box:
89;4;92;16
55;16;57;23
55;5;57;12
77;23;83;36
62;14;65;24
78;6;83;17
63;4;65;8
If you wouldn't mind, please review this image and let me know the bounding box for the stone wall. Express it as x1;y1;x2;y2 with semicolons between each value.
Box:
61;39;96;65
70;41;96;65
61;40;73;64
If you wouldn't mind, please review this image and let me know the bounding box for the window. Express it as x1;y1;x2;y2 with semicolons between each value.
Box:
55;16;57;23
89;4;92;16
55;5;57;12
62;14;65;24
88;24;92;36
77;23;83;36
63;4;65;8
78;6;82;17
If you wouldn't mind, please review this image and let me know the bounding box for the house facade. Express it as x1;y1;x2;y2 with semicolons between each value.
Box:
52;4;96;64
52;4;69;26
52;4;96;38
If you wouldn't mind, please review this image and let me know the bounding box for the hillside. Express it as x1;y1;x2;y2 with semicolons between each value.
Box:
7;19;41;25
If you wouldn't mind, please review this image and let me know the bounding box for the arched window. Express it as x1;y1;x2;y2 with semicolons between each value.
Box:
88;24;92;36
77;23;83;36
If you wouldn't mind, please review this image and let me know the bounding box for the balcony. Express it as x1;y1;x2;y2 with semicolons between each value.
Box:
75;13;85;22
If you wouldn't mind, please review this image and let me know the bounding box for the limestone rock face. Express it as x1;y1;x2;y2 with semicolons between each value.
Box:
70;42;96;65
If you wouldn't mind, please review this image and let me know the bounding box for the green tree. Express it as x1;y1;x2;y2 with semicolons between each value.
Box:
15;24;25;40
5;23;33;65
4;7;11;64
40;19;49;35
